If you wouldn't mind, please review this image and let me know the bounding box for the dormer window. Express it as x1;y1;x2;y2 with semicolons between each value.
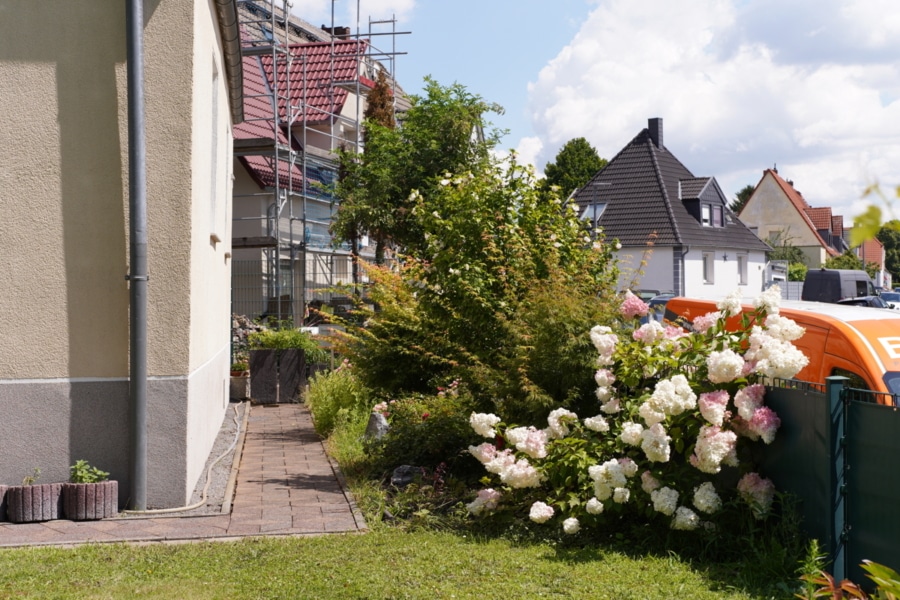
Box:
701;204;723;227
580;203;606;228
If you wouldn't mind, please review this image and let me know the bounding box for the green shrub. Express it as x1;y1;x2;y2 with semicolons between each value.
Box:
367;385;480;477
248;328;328;363
306;361;370;436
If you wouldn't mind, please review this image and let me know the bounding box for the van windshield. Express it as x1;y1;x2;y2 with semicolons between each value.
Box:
883;373;900;397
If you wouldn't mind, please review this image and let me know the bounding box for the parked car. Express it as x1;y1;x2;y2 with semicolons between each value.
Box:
640;293;676;324
836;296;892;309
880;291;900;309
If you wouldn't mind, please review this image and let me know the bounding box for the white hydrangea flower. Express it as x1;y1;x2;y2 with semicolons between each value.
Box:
641;423;671;463
547;408;578;439
620;421;644;445
562;517;581;534
529;501;554;523
693;482;722;514
717;290;744;317
651;486;679;516
469;412;501;438
586;497;605;515
754;286;782;314
707;349;745;384
671;506;701;530
613;487;630;504
584;415;609;433
499;458;543;488
764;314;805;342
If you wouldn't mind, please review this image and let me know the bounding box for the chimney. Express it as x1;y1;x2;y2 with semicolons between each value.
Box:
648;118;663;149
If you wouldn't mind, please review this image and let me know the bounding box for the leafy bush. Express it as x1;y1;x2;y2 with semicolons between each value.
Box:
367;384;480;478
305;361;370;437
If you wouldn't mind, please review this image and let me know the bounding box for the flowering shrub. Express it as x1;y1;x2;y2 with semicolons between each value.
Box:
465;287;807;534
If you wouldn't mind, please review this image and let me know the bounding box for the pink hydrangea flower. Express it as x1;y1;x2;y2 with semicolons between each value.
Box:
737;472;776;519
734;384;766;420
698;390;730;426
692;311;721;334
690;425;738;474
620;291;650;319
748;405;781;444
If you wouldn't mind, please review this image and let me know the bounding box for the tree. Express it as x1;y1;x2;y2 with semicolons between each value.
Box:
339;156;621;424
766;229;805;264
824;250;864;271
333;77;502;263
541;137;607;200
877;220;900;282
729;184;755;214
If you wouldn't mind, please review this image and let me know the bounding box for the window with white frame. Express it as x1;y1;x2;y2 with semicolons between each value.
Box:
737;254;748;285
703;252;715;284
701;204;711;226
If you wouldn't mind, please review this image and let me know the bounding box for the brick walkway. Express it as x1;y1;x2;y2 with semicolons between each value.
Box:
0;404;366;548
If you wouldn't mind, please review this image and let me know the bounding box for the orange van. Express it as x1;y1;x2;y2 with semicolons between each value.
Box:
664;296;900;403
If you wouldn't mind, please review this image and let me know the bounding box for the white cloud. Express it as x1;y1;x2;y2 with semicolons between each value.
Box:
525;0;900;221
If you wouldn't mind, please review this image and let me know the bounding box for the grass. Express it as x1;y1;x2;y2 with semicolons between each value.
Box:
0;408;802;599
0;529;782;599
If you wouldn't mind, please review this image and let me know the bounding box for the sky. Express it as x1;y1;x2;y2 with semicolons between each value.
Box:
292;0;900;225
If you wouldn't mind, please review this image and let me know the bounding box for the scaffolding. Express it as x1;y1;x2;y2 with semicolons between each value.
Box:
232;0;407;324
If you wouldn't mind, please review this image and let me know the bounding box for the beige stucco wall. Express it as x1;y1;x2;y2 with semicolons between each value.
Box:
0;0;235;507
739;173;823;251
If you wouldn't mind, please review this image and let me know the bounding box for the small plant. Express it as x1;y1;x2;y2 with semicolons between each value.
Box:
248;327;327;363
69;460;109;484
230;361;249;373
22;467;40;486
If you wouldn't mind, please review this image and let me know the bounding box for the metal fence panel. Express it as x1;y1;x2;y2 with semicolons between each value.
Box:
846;400;900;584
761;383;835;551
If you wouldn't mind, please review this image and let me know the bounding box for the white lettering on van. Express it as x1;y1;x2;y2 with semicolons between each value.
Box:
878;337;900;359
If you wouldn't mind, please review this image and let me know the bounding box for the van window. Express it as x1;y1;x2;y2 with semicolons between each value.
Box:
832;367;869;391
856;280;871;297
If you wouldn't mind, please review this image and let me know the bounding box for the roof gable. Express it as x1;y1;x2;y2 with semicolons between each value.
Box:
573;120;769;252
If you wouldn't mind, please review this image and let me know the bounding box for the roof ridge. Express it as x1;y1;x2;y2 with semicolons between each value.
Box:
646;133;683;246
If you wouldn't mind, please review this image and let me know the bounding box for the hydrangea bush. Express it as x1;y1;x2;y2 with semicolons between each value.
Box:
465;287;808;534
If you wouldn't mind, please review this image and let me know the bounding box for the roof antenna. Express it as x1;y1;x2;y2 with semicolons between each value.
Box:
773;162;778;174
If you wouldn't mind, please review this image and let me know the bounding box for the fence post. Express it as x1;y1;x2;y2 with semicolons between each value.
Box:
826;375;849;582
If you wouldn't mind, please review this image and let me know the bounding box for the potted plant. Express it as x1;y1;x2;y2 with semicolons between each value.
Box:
230;360;251;400
62;460;118;520
248;327;328;403
6;468;63;523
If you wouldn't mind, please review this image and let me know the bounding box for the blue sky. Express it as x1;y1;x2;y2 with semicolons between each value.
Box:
293;0;900;224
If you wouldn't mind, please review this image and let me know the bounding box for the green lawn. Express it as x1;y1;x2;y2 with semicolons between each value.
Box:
0;529;789;599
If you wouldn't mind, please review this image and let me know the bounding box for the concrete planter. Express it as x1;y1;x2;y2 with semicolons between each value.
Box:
6;483;63;523
230;373;250;400
62;480;119;520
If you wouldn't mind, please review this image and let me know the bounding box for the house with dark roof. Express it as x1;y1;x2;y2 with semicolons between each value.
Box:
573;118;771;297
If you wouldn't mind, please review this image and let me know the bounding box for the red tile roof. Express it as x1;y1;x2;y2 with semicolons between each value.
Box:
261;39;372;126
858;237;884;269
805;206;833;230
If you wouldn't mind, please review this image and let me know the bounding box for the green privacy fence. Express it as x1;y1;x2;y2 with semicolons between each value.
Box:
762;377;900;586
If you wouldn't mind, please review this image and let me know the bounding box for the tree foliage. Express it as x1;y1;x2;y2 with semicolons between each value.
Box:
729;184;755;214
333;78;503;263
338;156;621;424
877;220;900;282
541;137;607;201
765;229;805;265
823;250;878;278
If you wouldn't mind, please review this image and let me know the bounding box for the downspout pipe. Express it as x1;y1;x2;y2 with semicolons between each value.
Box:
126;0;149;511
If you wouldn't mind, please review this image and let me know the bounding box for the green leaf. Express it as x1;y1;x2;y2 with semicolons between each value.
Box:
850;205;883;247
